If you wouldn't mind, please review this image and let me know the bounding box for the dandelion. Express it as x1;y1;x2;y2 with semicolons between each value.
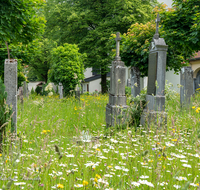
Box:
57;183;64;188
83;180;88;186
192;106;195;109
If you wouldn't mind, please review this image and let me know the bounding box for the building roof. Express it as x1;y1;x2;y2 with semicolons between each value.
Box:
190;51;200;61
83;73;110;83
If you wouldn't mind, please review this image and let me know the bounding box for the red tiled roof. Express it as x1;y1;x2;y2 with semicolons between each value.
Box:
193;51;200;58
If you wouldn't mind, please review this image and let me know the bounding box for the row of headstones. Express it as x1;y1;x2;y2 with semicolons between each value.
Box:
129;66;194;106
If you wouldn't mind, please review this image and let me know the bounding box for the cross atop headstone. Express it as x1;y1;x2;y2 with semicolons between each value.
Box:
115;32;121;60
154;13;160;39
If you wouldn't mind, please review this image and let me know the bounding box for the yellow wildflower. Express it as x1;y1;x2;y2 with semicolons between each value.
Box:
94;178;98;183
196;109;199;113
0;154;2;157
95;174;101;179
83;180;88;186
57;183;64;188
96;148;100;151
192;106;196;109
172;139;177;142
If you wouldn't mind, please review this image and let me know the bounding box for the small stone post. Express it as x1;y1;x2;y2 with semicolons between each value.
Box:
59;83;63;99
180;66;194;106
4;59;17;133
106;32;129;127
23;81;27;98
75;87;80;101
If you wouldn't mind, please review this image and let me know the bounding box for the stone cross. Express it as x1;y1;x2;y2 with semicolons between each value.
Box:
154;13;160;39
115;32;121;60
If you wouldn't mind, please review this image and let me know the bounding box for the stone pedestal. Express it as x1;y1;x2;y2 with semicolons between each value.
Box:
4;59;17;133
180;66;193;106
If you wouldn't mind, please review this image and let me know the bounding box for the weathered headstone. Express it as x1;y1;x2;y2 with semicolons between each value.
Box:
4;59;17;132
180;66;193;106
106;32;129;127
23;81;28;98
141;14;168;127
75;87;80;101
18;87;24;104
59;83;63;99
131;67;140;97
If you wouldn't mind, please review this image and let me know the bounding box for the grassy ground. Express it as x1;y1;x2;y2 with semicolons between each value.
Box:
0;92;200;189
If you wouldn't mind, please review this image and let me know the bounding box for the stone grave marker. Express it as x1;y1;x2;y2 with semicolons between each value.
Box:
23;81;27;97
75;87;80;101
106;32;129;127
59;83;63;99
131;67;140;97
141;14;168;127
180;66;194;106
4;59;17;133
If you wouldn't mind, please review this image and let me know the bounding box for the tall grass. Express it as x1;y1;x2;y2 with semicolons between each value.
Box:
0;92;199;189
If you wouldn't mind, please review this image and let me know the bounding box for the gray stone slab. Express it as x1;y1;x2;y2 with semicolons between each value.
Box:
59;83;63;99
131;67;140;97
147;52;157;95
180;66;194;106
4;59;17;133
154;96;165;111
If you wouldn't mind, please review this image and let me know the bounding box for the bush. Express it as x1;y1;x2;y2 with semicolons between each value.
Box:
35;86;42;95
125;86;131;96
128;88;147;128
49;43;86;95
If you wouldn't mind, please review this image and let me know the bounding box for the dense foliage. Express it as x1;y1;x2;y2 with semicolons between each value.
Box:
45;0;158;92
49;43;86;95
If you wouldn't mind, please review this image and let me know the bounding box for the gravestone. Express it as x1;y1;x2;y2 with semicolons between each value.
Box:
4;59;17;132
59;83;63;99
141;14;168;127
180;66;193;106
23;81;28;98
18;87;23;104
106;32;129;127
131;67;140;97
75;87;80;101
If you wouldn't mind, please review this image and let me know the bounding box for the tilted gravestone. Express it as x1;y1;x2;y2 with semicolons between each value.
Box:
106;32;129;127
4;59;17;133
141;14;168;127
180;66;194;106
131;67;140;97
59;83;63;99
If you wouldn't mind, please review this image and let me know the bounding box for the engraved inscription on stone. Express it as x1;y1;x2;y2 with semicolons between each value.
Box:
147;52;157;95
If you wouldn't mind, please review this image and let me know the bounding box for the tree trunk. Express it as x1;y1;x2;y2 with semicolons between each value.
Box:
101;73;107;94
5;41;10;59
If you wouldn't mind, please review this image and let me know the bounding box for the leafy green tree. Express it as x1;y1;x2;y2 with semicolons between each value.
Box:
160;0;200;60
21;38;57;83
0;0;45;58
49;43;86;95
45;0;158;93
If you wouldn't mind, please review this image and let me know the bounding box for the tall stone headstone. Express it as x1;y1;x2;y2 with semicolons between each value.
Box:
4;59;17;133
180;66;193;106
131;67;140;97
141;14;168;127
59;83;63;99
106;32;129;127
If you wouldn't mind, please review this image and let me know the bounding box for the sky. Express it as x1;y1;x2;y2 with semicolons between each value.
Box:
157;0;173;8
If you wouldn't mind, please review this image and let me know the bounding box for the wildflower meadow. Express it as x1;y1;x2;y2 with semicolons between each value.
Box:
0;91;200;190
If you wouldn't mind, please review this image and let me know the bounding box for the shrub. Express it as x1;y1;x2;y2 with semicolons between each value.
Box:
125;86;131;96
35;86;42;95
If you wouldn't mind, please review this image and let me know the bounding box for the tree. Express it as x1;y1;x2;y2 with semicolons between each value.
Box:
160;0;200;60
45;0;158;93
20;38;57;83
0;0;46;58
49;43;86;95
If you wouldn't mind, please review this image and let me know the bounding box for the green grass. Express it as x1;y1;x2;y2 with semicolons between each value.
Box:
0;92;200;190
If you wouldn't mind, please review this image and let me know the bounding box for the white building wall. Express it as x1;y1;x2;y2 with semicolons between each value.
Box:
165;70;180;92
